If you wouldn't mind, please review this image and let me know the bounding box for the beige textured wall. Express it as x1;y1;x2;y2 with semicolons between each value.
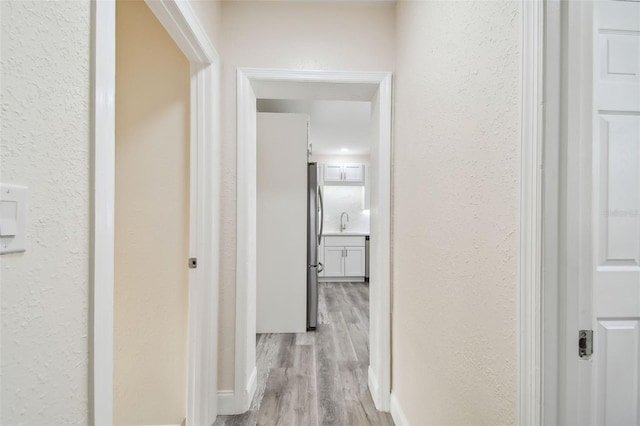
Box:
114;1;190;424
218;1;396;390
392;1;520;424
0;1;91;423
191;0;222;48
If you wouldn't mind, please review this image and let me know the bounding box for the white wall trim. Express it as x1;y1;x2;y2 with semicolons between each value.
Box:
91;1;221;425
518;0;545;425
90;1;116;424
243;367;258;411
235;68;393;414
216;390;236;415
390;393;409;426
541;0;562;424
217;366;255;415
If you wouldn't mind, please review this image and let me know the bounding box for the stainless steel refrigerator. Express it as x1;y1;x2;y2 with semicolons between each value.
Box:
307;163;323;330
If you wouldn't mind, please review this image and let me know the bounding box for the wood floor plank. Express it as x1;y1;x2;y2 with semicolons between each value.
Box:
274;334;296;368
346;321;369;365
342;284;368;324
315;323;348;426
295;331;315;346
327;309;358;363
318;283;330;325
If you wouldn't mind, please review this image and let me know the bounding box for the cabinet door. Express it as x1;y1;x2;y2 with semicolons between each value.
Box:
324;164;343;182
323;247;345;277
343;164;364;183
344;246;365;276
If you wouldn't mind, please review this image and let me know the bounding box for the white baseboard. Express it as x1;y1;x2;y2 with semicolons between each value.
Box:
390;393;409;426
218;366;258;415
243;366;257;411
217;390;237;415
368;365;380;402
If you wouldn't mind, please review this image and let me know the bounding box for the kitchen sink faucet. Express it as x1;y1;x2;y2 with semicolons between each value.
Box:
340;212;349;232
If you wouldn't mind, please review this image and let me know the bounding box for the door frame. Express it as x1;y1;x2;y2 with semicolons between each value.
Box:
519;0;544;424
232;68;393;413
534;0;596;424
90;1;220;424
520;0;557;424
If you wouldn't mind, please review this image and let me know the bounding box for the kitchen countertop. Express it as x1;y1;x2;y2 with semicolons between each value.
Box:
322;232;369;237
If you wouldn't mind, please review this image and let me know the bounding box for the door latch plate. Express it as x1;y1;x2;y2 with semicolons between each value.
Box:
579;329;593;359
189;258;197;269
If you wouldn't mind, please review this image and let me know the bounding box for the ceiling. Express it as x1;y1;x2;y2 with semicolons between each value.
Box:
257;99;371;156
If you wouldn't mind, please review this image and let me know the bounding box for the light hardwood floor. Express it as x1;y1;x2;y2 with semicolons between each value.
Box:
214;282;394;426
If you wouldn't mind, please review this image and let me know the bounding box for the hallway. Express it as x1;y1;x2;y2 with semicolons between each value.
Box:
215;282;394;426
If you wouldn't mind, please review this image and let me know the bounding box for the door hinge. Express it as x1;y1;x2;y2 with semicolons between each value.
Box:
188;257;197;269
579;330;593;359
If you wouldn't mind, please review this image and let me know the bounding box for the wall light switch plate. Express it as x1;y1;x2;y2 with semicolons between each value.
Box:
0;184;28;255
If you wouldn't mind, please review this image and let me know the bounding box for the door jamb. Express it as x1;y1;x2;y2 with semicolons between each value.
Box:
90;1;220;424
233;68;393;414
519;0;556;424
519;0;543;423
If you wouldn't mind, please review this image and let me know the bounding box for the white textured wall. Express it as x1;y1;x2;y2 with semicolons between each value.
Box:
113;1;190;424
218;0;395;390
0;0;91;424
190;0;222;48
392;1;520;424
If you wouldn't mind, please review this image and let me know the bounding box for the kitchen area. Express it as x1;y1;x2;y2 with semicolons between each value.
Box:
316;162;370;283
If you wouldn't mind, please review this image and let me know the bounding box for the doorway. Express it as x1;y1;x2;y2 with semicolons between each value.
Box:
227;99;382;423
233;69;392;414
91;1;220;424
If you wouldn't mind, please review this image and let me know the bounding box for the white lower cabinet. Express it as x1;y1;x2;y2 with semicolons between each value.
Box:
324;247;345;276
322;236;366;279
344;247;365;276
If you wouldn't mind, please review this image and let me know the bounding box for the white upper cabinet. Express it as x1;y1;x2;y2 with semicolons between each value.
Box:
324;164;343;182
323;163;365;185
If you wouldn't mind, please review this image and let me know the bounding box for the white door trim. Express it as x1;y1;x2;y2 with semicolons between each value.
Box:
90;1;220;425
90;2;116;423
233;68;393;414
518;0;545;424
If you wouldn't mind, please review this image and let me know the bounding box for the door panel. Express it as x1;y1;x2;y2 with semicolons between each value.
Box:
344;246;365;276
343;164;364;182
324;164;343;182
324;247;345;277
596;115;640;269
595;320;640;426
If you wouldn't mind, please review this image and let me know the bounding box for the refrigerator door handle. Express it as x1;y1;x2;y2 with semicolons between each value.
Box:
318;186;324;245
318;262;324;273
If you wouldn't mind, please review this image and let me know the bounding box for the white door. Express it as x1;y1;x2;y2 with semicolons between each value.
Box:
256;113;308;334
343;164;364;183
324;164;343;182
344;246;365;276
568;2;640;424
324;247;345;277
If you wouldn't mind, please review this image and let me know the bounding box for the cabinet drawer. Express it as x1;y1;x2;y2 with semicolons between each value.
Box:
324;236;365;247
